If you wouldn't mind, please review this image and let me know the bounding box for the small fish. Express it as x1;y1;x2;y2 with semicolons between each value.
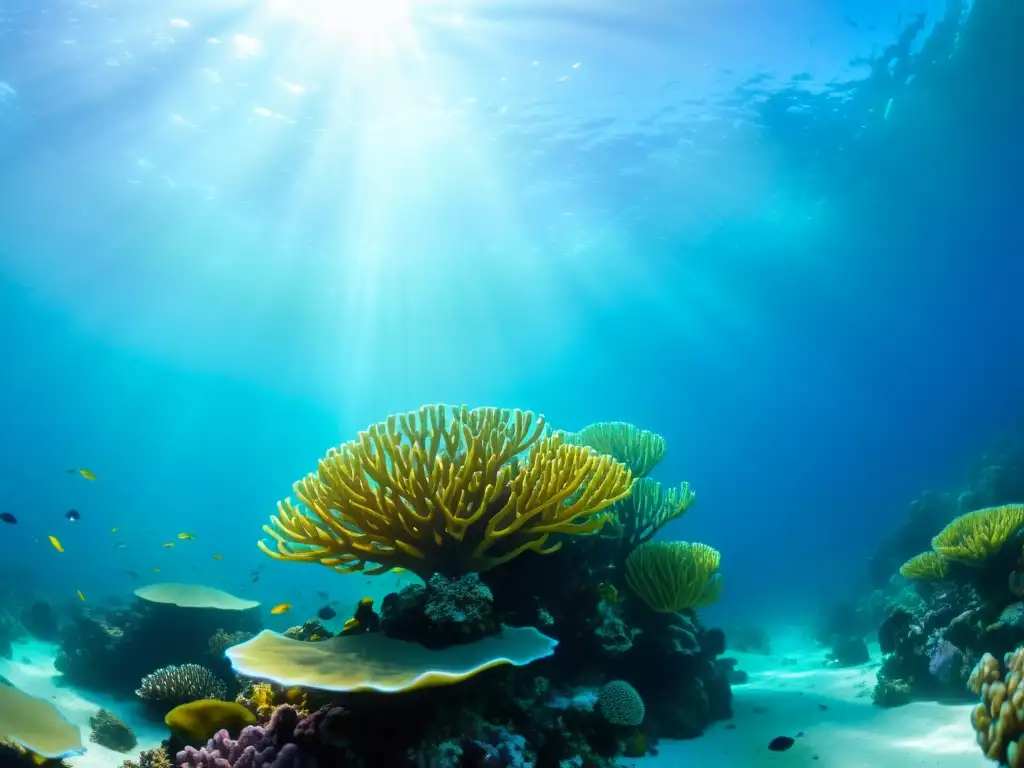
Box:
211;553;223;560
114;542;127;549
152;568;160;573
317;605;337;621
768;736;795;752
251;574;260;583
110;527;119;534
316;591;329;601
270;603;291;615
162;542;175;548
67;468;96;481
64;509;81;522
0;513;17;524
177;532;195;540
48;535;64;553
391;567;405;573
125;570;139;580
76;589;85;601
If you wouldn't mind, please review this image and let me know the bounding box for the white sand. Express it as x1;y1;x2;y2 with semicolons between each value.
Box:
0;639;165;768
628;641;990;768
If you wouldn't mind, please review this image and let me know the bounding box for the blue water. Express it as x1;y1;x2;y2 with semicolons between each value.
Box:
0;0;1021;634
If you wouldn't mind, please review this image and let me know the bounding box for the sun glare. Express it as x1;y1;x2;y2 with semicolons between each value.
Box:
263;0;414;44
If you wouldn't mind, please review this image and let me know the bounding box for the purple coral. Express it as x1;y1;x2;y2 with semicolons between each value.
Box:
176;705;345;768
928;639;963;683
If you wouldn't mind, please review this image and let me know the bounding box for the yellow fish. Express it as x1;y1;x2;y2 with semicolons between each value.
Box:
391;567;405;574
211;553;223;560
177;532;195;540
162;542;175;548
110;527;119;534
270;603;291;615
48;535;64;553
152;568;160;573
67;468;96;480
76;589;85;601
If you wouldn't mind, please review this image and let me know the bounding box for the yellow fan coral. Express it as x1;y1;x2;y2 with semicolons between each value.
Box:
931;504;1024;565
624;540;722;612
562;422;666;478
610;478;695;547
898;551;949;580
259;405;633;580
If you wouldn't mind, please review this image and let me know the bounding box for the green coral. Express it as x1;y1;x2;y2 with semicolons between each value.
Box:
931;504;1024;565
624;540;722;612
562;422;666;478
609;478;695;547
898;551;949;580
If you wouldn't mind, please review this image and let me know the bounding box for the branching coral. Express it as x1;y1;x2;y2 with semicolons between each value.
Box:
932;504;1024;565
609;478;695;547
259;405;633;579
624;541;723;612
899;551;950;580
562;422;666;478
136;664;226;706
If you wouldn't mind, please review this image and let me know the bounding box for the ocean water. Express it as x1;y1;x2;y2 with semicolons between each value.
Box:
0;0;1022;767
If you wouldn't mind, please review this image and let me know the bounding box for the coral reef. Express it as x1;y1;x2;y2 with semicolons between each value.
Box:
381;573;496;647
108;408;735;765
54;596;258;698
89;709;138;753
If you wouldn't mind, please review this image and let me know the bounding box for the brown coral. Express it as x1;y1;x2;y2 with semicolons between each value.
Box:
971;649;1024;765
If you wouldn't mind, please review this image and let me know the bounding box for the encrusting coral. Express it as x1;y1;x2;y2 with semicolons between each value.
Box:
259;405;633;580
88;708;137;753
625;541;723;612
165;699;258;744
970;648;1024;766
562;421;666;478
597;680;646;726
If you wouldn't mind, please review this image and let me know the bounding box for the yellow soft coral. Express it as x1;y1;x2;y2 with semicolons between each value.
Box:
610;478;695;547
259;405;633;579
624;540;722;612
899;551;949;580
562;422;666;478
931;504;1024;565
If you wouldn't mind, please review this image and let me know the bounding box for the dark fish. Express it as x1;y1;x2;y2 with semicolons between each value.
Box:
64;509;81;522
317;605;337;621
316;591;329;601
252;575;260;583
768;736;795;752
125;570;139;580
0;513;17;524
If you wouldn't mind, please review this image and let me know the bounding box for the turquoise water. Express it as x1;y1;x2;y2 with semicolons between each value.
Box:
0;1;1021;766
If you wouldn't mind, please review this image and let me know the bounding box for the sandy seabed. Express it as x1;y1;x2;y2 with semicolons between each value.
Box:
1;634;993;768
